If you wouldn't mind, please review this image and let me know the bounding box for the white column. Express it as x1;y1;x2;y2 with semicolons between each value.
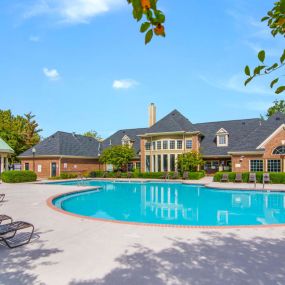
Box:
5;157;8;171
167;154;170;172
0;155;4;173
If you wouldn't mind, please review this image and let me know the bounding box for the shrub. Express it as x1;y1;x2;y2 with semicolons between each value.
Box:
1;170;37;183
188;171;205;180
49;173;78;180
59;173;78;179
87;171;205;180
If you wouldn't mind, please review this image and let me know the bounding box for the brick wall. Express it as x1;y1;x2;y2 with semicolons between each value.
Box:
21;157;102;179
21;158;60;179
60;158;101;175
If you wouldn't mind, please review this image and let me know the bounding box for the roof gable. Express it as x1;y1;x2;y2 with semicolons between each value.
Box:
0;138;14;153
147;109;199;134
102;128;148;155
231;113;285;152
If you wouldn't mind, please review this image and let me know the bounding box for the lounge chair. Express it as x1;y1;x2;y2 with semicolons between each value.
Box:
127;172;132;179
116;172;121;178
263;173;271;184
182;171;189;180
221;173;229;182
102;172;108;178
0;221;34;248
249;173;256;183
235;173;243;183
0;194;5;202
0;215;12;225
161;172;169;179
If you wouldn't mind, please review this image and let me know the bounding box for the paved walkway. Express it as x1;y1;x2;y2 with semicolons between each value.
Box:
1;181;285;285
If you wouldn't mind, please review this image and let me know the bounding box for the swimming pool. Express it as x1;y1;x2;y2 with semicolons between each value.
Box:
51;180;285;227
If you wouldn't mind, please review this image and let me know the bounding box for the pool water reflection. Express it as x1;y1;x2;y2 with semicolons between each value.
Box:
52;181;285;226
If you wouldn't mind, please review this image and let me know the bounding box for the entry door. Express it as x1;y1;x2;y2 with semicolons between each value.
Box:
51;162;57;177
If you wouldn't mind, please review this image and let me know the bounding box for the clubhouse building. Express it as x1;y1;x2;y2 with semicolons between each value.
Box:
19;104;285;178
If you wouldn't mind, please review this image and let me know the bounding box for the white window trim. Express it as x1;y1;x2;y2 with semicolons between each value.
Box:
185;139;193;149
217;134;228;147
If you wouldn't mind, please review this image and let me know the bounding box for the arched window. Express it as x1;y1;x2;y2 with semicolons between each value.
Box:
273;146;285;155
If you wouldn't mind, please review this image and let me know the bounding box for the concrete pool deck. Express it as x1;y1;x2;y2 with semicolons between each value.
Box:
1;180;285;285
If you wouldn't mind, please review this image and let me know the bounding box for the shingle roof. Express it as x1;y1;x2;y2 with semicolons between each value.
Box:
230;112;285;152
147;109;199;134
194;118;261;156
0;138;14;153
102;128;148;155
19;131;101;157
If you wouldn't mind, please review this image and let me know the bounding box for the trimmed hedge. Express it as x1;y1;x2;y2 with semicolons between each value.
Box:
88;171;205;180
1;170;37;183
189;171;205;180
49;173;78;180
213;171;285;184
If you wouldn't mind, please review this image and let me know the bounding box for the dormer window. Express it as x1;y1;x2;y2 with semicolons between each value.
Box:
216;128;229;147
121;135;131;146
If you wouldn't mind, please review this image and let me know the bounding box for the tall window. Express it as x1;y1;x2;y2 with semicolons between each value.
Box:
170;140;175;149
153;155;156;172
267;160;281;172
157;155;161;172
177;140;182;149
250;160;263;172
146;155;150;172
273;146;285;155
170;154;175;171
25;163;30;171
163;140;168;150
152;141;156;150
157;141;161;150
136;162;141;170
163;154;168;171
145;142;151;150
186;140;192;149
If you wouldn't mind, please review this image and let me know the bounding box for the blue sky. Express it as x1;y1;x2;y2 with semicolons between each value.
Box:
0;0;283;138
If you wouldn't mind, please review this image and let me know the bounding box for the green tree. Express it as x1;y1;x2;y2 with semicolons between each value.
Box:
83;130;102;141
245;0;285;94
266;100;285;117
177;151;204;173
99;145;135;171
0;110;42;160
128;0;166;44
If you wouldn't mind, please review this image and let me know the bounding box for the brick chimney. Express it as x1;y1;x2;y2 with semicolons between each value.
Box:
148;103;156;127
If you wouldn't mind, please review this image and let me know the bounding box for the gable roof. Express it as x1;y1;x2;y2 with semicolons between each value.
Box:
19;131;101;158
195;118;261;156
102;128;148;155
0;138;14;153
230;112;285;152
146;109;199;134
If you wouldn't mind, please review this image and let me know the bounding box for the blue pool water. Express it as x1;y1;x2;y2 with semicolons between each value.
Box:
52;180;285;226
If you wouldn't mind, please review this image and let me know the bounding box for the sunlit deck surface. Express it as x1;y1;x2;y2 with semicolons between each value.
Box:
1;179;285;285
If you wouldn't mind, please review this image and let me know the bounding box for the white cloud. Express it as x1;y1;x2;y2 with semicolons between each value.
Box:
24;0;125;24
29;35;40;42
199;73;272;96
244;41;282;57
112;79;138;90
43;67;60;80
